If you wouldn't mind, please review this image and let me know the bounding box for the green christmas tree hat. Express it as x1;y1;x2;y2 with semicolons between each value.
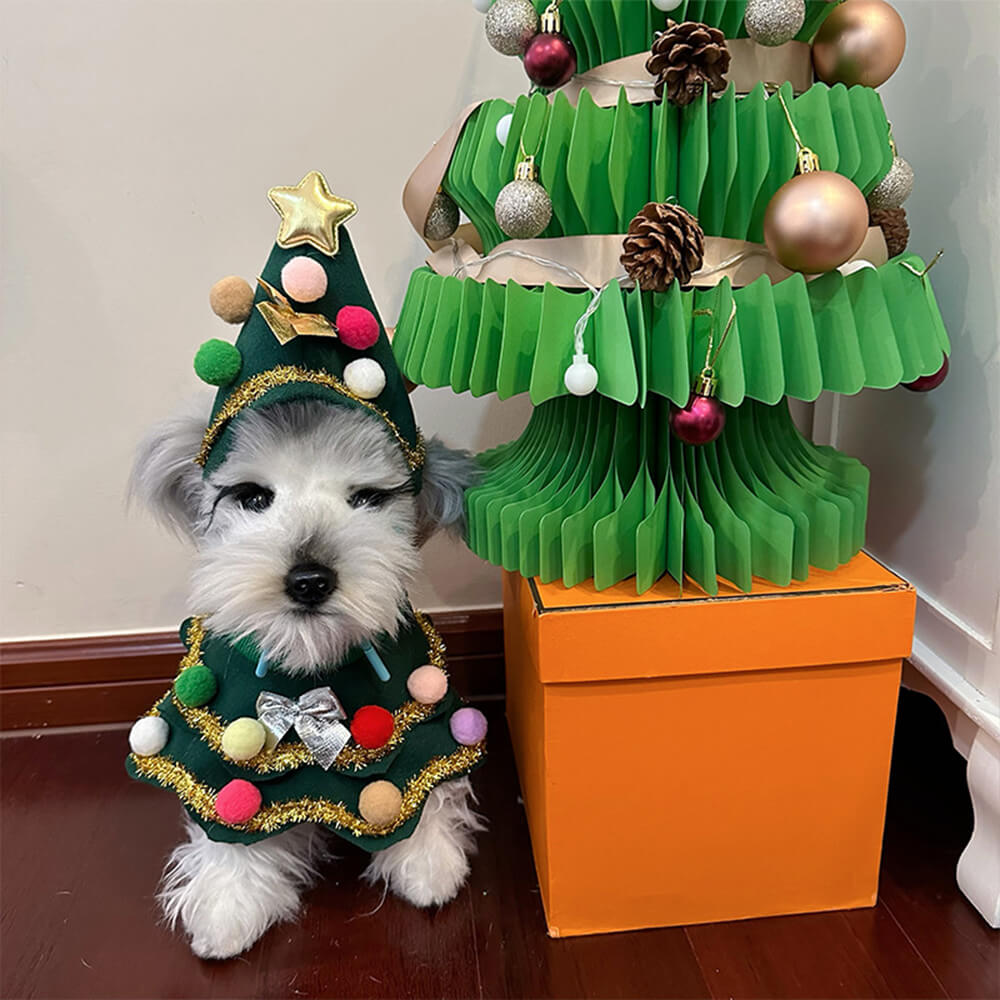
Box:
193;171;424;484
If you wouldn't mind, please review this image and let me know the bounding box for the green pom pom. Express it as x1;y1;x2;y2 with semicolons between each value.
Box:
174;664;218;707
194;339;242;386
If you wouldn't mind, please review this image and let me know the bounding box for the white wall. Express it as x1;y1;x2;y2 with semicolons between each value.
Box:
814;0;1000;708
1;0;532;640
814;0;999;926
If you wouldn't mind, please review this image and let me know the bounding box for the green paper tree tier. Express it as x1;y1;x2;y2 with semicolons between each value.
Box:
394;257;950;406
443;83;892;252
467;394;867;596
523;0;835;75
393;1;949;595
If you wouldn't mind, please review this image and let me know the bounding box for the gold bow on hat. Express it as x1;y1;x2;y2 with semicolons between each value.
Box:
255;279;339;346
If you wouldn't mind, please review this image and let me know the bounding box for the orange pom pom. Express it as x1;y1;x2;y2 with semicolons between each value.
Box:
209;276;254;324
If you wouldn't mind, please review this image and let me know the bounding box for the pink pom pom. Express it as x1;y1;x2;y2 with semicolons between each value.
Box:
280;256;328;303
449;707;488;746
336;306;380;350
215;779;262;824
407;664;448;705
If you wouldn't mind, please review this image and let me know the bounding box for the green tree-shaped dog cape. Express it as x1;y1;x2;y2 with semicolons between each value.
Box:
126;174;485;847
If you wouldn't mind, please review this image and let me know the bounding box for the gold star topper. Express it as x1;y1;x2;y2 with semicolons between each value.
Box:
267;171;357;257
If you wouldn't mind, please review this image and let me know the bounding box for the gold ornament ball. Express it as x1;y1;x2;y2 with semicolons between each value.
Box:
867;155;914;211
744;0;806;47
220;717;267;762
358;780;403;827
764;171;869;274
423;191;460;241
209;276;255;324
485;0;539;56
812;0;906;89
495;178;552;239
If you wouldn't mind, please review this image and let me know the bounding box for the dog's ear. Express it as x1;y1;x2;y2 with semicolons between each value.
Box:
415;437;482;546
128;405;209;540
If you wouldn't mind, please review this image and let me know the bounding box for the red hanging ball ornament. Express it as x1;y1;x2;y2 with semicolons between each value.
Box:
523;3;577;89
670;370;726;445
903;355;949;392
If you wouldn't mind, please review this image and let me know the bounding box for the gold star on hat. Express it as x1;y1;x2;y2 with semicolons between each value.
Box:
268;171;357;257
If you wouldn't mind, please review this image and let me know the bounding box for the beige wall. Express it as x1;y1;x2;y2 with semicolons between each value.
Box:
1;0;531;640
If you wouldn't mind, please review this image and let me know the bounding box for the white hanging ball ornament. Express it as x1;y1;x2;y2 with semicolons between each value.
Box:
472;0;494;12
496;112;514;146
867;155;915;211
651;0;684;10
344;358;386;400
484;0;539;56
744;0;806;47
129;716;170;756
564;353;599;396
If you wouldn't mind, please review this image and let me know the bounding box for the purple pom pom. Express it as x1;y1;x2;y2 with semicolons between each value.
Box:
449;707;488;746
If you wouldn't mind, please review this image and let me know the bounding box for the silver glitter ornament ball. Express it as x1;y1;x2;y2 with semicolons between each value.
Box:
867;155;915;211
744;0;806;46
423;191;460;241
485;0;539;56
495;178;552;239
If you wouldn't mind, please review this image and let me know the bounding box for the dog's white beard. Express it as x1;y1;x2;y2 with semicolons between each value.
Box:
190;505;420;675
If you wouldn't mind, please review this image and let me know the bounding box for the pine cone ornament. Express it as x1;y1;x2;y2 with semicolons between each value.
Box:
621;202;706;291
870;206;909;258
646;20;731;107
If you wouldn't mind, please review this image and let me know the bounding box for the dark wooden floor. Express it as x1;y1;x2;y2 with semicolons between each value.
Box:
1;691;996;1000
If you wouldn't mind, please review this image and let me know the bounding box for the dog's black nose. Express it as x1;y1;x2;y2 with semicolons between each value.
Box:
284;562;337;607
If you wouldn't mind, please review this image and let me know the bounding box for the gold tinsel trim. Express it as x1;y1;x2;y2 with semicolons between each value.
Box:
128;742;484;837
177;698;437;772
194;365;426;471
166;612;449;773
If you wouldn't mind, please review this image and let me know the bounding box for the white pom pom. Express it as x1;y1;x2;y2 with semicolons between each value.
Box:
472;0;494;11
564;353;599;396
496;112;513;146
129;716;169;756
344;358;386;400
651;0;683;10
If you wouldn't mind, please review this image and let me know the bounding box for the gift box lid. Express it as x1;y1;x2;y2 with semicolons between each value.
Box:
516;553;915;684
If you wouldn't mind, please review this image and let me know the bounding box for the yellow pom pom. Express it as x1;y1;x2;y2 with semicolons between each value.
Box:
358;780;403;827
209;275;254;324
220;717;267;761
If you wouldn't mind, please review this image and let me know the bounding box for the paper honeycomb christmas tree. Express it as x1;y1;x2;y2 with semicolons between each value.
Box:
393;0;949;595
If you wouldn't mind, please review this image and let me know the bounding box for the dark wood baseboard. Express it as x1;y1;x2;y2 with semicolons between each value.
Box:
0;609;504;731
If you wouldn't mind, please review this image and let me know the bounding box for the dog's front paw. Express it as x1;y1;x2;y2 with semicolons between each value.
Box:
187;905;264;961
159;819;322;960
364;778;483;908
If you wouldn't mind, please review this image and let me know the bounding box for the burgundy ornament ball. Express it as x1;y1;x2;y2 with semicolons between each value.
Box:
669;393;726;445
903;355;949;392
523;31;577;89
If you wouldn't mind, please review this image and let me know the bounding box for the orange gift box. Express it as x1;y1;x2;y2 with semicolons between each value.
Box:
502;553;916;937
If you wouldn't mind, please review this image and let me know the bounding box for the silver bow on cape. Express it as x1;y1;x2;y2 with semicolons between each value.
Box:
255;687;350;770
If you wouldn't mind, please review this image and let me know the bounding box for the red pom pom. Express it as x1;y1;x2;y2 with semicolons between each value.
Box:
351;705;394;749
215;779;262;824
336;306;380;350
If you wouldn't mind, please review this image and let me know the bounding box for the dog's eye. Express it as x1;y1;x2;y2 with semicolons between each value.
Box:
348;487;391;510
229;482;274;513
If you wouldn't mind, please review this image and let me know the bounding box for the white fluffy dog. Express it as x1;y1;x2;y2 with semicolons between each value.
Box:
130;399;483;959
